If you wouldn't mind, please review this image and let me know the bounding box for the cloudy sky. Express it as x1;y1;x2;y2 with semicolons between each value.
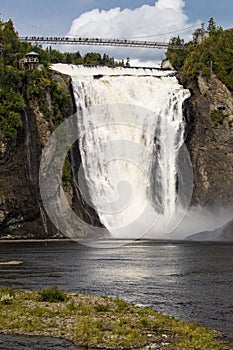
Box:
1;0;233;66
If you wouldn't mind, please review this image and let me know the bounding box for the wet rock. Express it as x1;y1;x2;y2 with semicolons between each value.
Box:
0;334;79;350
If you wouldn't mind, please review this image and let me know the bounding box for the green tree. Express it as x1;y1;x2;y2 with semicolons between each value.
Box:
0;19;26;139
166;36;187;69
165;19;233;90
83;52;102;65
207;17;217;34
207;17;223;37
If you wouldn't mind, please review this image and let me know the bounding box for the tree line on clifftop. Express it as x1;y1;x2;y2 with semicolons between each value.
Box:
166;18;233;92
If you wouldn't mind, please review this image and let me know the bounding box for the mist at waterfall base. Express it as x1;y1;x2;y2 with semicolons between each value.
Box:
47;64;231;242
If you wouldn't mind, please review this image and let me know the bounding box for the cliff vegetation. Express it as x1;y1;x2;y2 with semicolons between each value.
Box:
166;18;233;92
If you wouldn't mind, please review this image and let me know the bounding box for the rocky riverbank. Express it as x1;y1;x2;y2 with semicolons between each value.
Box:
0;287;231;349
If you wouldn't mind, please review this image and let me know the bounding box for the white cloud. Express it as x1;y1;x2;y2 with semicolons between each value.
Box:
67;0;199;66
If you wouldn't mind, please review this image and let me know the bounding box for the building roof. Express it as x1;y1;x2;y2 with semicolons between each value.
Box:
26;51;39;56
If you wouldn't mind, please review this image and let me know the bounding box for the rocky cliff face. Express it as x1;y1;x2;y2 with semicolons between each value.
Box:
180;73;233;210
0;72;101;239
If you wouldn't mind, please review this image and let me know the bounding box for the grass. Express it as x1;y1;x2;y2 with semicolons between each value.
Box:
0;287;231;349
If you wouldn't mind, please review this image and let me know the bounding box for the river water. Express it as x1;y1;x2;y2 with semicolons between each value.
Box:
0;240;232;348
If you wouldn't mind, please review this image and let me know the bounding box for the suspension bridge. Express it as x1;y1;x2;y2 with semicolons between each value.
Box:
20;36;184;50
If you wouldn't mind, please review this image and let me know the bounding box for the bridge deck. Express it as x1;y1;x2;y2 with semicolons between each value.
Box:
20;37;184;50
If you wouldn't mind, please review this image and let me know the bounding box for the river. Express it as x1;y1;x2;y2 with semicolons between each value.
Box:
0;240;232;348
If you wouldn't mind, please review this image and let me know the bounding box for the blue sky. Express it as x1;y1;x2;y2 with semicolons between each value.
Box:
1;0;232;36
1;0;233;65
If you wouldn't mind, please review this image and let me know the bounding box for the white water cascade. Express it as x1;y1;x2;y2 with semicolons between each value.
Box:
52;64;191;240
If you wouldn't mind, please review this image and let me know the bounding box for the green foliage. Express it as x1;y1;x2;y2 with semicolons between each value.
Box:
0;20;26;139
212;29;233;91
26;69;49;99
182;42;213;79
37;285;67;303
166;36;188;69
83;52;102;65
138;316;149;327
183;27;233;90
115;298;130;312
47;48;125;66
0;88;25;138
207;17;223;37
0;17;126;141
210;109;225;126
50;80;72;127
166;19;233;91
25;67;73;128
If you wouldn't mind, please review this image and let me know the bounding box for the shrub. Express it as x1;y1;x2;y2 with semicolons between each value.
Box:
139;317;149;327
37;285;67;303
210;110;225;126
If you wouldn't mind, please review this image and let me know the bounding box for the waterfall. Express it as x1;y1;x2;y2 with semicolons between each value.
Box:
39;204;49;236
23;109;36;185
51;65;191;239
